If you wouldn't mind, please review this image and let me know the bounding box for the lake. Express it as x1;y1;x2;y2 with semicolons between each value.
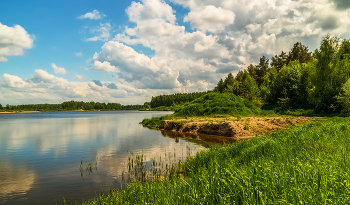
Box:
0;111;205;205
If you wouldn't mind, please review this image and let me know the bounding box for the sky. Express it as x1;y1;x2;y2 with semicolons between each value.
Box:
1;0;350;105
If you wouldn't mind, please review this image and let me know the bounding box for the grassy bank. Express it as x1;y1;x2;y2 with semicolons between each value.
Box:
141;92;265;128
72;116;350;204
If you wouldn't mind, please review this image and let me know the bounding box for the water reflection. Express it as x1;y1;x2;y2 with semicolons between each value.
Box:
0;112;150;156
0;111;206;205
160;129;238;144
95;139;203;184
0;160;36;202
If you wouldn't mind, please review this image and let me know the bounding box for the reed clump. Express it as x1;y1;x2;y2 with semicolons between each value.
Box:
76;117;350;204
122;146;196;184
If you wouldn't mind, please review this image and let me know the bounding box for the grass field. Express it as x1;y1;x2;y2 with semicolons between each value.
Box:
69;116;350;204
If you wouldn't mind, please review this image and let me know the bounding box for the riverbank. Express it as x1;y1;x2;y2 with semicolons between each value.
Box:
145;115;323;140
73;116;350;204
0;111;40;113
0;109;102;113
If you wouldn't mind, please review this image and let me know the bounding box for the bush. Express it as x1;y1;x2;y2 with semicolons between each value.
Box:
173;92;261;117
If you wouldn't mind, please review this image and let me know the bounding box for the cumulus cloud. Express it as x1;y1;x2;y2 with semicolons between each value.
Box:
92;0;350;101
51;63;67;74
332;0;350;10
184;5;236;32
93;80;103;87
107;83;118;89
1;74;27;88
3;0;350;105
0;23;33;62
94;60;119;72
0;70;159;105
86;23;111;41
78;10;105;20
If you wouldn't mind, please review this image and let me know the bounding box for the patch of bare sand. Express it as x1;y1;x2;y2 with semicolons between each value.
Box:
159;116;320;140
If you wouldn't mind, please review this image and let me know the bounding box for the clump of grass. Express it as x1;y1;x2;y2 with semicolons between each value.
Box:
75;117;350;204
120;146;199;185
243;123;249;130
140;115;172;129
79;158;98;179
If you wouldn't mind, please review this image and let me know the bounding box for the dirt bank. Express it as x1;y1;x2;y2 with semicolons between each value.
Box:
159;116;314;140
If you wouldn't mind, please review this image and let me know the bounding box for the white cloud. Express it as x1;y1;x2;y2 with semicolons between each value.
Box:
75;52;83;57
86;23;111;42
184;5;236;33
51;63;67;74
0;70;92;104
3;0;350;105
0;23;33;62
94;60;119;72
98;0;350;99
78;10;105;20
126;0;176;23
2;74;27;88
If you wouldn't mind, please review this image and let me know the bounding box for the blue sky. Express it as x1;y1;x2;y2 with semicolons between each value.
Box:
1;0;350;105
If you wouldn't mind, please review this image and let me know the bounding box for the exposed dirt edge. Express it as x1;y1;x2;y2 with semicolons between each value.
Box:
159;117;311;139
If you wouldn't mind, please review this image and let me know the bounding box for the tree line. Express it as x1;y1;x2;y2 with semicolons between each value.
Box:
147;91;210;108
0;101;126;111
214;35;350;112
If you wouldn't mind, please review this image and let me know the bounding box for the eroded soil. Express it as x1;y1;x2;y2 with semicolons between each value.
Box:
159;116;320;140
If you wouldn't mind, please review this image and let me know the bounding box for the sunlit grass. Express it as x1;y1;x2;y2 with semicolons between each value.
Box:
67;117;350;204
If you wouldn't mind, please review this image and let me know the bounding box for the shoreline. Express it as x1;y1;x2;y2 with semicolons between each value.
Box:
158;116;322;140
0;111;40;113
0;109;173;114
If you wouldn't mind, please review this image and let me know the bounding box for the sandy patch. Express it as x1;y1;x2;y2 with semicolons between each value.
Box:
159;116;320;140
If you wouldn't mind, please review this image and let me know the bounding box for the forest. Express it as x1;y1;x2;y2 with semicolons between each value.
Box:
0;101;125;112
213;35;350;113
144;34;350;115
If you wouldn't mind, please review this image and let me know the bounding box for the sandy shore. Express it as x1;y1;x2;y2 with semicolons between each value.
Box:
0;111;41;113
159;116;323;140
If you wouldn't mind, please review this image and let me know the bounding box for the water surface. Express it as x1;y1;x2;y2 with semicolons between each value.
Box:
0;111;204;205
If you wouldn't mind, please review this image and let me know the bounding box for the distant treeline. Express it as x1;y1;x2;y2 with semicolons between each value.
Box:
0;101;145;111
213;34;350;113
147;91;210;108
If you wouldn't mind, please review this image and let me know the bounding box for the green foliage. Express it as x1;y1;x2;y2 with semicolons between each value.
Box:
78;117;350;205
173;92;261;117
223;72;235;91
140;115;172;129
256;56;270;86
260;67;278;104
287;42;313;64
271;51;288;71
150;91;209;108
337;78;350;112
214;79;225;93
216;71;261;106
309;35;350;111
260;60;313;109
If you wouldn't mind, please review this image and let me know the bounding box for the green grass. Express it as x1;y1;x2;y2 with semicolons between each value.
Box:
140;115;173;129
71;117;350;204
